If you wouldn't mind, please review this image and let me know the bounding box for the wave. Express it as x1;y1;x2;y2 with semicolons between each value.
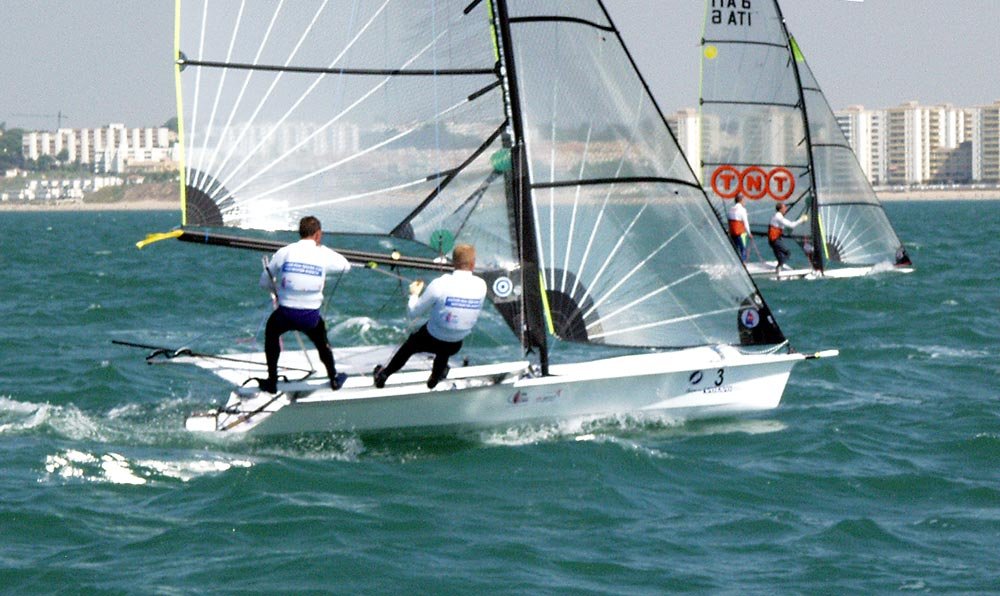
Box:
479;413;785;448
0;396;99;438
42;448;253;485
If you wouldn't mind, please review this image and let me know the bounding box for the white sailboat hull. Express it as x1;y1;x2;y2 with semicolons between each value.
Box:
746;261;915;281
183;346;809;435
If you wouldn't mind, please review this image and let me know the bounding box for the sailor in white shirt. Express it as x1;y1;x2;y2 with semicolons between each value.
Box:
258;216;351;393
374;243;487;389
726;194;752;263
767;203;808;273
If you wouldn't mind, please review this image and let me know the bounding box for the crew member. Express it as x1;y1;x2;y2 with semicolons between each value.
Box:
768;203;808;274
727;194;752;263
258;216;350;393
373;243;486;389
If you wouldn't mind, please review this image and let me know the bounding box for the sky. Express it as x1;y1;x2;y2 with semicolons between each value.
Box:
1;0;997;131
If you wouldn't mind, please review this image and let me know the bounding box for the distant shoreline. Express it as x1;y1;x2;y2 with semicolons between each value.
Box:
875;189;1000;201
1;188;997;212
0;199;177;212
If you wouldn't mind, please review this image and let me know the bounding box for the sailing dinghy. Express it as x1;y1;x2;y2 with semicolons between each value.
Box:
131;0;835;435
700;0;912;280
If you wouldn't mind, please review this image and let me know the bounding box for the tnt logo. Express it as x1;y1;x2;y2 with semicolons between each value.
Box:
710;165;795;201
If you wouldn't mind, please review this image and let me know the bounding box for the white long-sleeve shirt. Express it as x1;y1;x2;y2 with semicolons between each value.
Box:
727;202;751;236
769;211;802;230
768;210;806;241
260;239;350;309
408;269;487;342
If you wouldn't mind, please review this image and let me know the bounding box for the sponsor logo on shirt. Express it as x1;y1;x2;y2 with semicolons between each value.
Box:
444;297;482;309
282;262;323;276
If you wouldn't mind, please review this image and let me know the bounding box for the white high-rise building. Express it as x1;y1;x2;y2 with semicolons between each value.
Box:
836;102;979;186
836;106;886;184
21;123;176;172
972;101;1000;183
670;109;702;182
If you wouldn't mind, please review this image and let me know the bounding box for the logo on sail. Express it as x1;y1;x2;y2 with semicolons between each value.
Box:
710;165;795;201
739;308;760;329
492;276;513;298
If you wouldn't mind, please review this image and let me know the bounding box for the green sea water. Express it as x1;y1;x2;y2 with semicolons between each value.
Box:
1;201;997;593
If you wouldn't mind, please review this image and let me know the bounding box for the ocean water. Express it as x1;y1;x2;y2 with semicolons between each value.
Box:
1;201;997;593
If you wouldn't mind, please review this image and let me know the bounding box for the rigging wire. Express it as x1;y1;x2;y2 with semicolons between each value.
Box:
320;268;348;322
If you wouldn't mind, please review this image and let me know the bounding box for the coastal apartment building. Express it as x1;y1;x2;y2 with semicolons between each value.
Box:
838;102;975;186
667;109;701;177
834;101;989;186
21;120;363;175
21;123;175;173
674;101;999;187
973;101;1000;183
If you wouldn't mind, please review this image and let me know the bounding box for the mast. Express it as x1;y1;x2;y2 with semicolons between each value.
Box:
772;0;825;272
173;0;188;226
491;0;549;374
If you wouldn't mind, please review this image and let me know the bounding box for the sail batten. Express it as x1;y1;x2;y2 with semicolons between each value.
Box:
701;100;801;109
532;177;704;190
180;58;497;77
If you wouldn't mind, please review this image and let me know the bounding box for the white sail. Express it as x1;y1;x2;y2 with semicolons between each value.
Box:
507;2;776;349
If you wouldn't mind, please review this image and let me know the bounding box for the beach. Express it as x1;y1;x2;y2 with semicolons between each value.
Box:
0;199;177;212
0;180;178;211
875;188;1000;201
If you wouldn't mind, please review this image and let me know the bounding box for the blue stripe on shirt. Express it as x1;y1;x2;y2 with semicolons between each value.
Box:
444;297;482;309
282;262;323;276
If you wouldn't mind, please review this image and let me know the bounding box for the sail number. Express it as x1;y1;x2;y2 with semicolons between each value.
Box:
711;0;753;27
710;165;795;201
688;368;726;387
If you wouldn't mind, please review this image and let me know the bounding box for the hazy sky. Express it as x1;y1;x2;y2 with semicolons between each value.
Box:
2;0;997;131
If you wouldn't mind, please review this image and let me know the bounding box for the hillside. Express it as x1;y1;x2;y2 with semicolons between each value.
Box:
84;181;177;205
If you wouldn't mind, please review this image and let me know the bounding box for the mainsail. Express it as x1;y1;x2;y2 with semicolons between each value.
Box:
500;2;784;350
700;0;911;272
175;0;533;347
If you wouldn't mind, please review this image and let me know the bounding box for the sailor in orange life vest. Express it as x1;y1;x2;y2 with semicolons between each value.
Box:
768;203;809;273
726;194;752;263
258;216;351;394
373;243;487;390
